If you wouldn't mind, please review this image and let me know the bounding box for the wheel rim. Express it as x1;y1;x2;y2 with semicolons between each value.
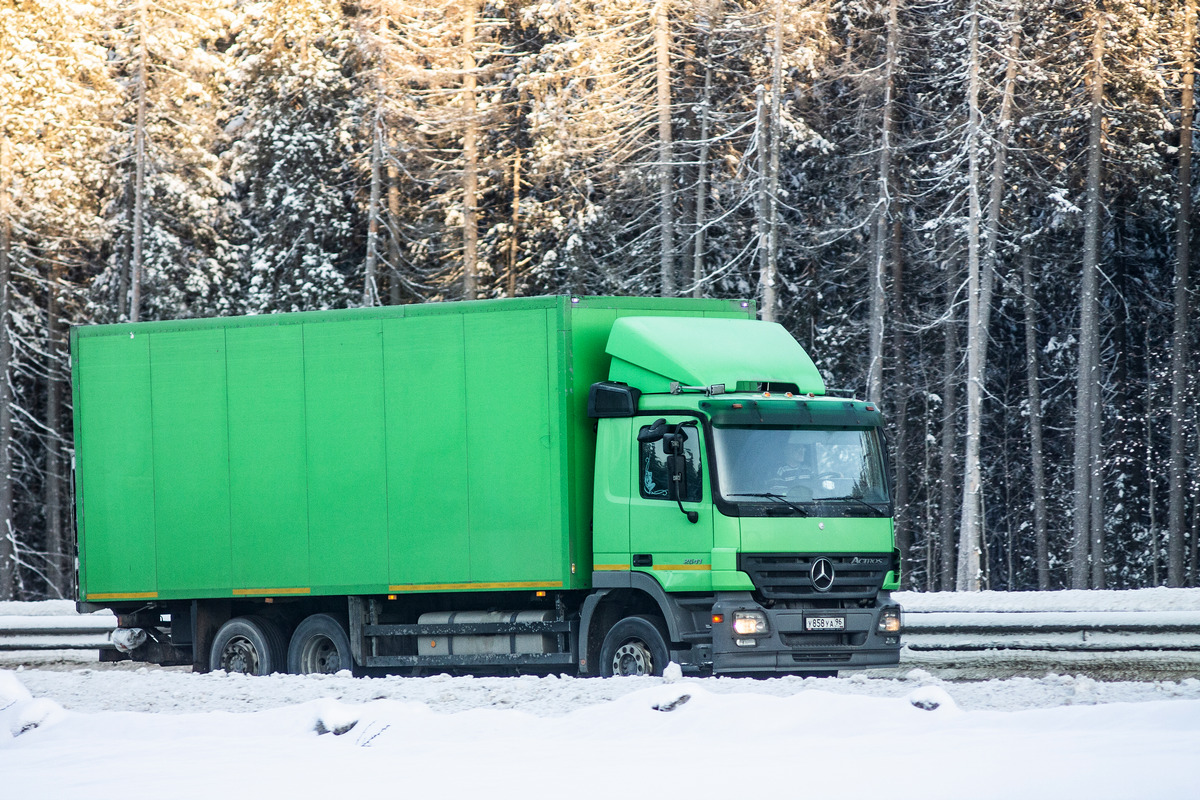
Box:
221;636;260;674
612;641;654;676
299;635;341;674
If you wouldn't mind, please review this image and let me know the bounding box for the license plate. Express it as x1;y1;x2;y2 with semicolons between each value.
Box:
805;616;845;631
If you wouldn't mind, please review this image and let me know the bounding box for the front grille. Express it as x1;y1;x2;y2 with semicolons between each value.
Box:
780;632;868;648
739;553;890;601
781;633;843;647
790;653;853;663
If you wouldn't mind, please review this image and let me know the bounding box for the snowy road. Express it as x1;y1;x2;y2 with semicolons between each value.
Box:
5;656;1200;714
11;588;1200;680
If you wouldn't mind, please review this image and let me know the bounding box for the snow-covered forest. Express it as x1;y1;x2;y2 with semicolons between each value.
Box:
1;0;1198;598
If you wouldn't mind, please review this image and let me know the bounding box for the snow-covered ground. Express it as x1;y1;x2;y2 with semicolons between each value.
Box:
3;667;1198;799
4;590;1200;798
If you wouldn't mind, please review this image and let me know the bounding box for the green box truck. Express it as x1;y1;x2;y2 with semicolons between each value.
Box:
73;296;901;677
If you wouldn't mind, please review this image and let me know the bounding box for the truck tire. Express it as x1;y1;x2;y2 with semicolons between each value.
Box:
288;613;354;675
599;615;671;677
210;616;288;676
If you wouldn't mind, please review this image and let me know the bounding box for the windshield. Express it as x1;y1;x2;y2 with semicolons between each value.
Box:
712;425;889;506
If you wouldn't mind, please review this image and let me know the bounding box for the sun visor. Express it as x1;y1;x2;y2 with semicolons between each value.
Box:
700;398;883;428
606;316;825;395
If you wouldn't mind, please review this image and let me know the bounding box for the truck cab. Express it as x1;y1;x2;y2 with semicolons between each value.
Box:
581;316;902;675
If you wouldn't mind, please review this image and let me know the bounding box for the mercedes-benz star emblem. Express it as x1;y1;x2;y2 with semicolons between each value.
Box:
811;558;836;592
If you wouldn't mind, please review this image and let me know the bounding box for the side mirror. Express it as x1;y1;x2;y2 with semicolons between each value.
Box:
637;418;668;443
663;427;699;524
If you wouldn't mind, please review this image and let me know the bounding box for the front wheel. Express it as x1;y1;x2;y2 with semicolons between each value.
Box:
287;613;354;675
210;616;288;676
599;615;671;677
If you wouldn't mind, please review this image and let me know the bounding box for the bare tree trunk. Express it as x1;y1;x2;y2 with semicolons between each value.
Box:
1022;245;1050;589
1148;328;1161;585
940;279;959;591
130;0;149;322
44;260;65;596
1072;11;1105;589
118;174;131;317
508;149;520;297
957;3;985;591
387;158;402;305
923;388;936;591
958;5;1020;590
1169;0;1196;588
868;0;900;403
890;216;911;582
762;0;783;321
461;0;479;300
1003;428;1013;588
655;0;676;296
1192;418;1200;585
691;0;715;300
363;111;383;306
0;122;13;599
755;86;771;320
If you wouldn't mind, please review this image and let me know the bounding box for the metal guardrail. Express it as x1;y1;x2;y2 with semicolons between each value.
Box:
4;610;1200;657
902;610;1200;652
0;615;117;651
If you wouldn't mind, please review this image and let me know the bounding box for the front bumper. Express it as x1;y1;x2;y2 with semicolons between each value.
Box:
711;592;902;674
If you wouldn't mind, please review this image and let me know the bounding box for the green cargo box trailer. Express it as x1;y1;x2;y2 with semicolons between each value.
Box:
73;296;901;676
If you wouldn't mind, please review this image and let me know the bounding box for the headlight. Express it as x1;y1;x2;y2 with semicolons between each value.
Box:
878;606;902;634
733;610;769;636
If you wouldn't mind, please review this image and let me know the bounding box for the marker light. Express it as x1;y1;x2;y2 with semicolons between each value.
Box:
712;614;725;624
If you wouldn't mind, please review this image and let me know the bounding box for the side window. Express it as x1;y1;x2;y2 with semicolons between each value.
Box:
638;425;703;502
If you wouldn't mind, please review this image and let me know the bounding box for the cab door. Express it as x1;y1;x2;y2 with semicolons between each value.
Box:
628;415;714;590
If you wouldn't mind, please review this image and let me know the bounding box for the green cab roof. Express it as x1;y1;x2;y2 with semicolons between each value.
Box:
606;316;825;395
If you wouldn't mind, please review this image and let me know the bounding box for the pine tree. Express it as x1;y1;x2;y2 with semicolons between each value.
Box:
224;0;362;313
95;0;235;323
1169;0;1197;588
0;0;111;598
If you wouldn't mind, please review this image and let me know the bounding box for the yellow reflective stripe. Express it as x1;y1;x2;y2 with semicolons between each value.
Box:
87;591;158;601
388;580;563;592
652;564;711;571
593;564;631;571
232;587;311;596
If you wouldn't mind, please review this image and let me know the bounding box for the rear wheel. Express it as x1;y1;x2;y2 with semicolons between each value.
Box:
287;613;354;675
600;615;671;677
210;616;288;676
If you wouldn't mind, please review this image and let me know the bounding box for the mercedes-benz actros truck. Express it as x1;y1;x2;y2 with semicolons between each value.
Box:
73;296;901;677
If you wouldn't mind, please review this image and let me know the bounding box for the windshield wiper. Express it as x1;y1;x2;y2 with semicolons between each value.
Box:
726;493;809;516
830;495;888;516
